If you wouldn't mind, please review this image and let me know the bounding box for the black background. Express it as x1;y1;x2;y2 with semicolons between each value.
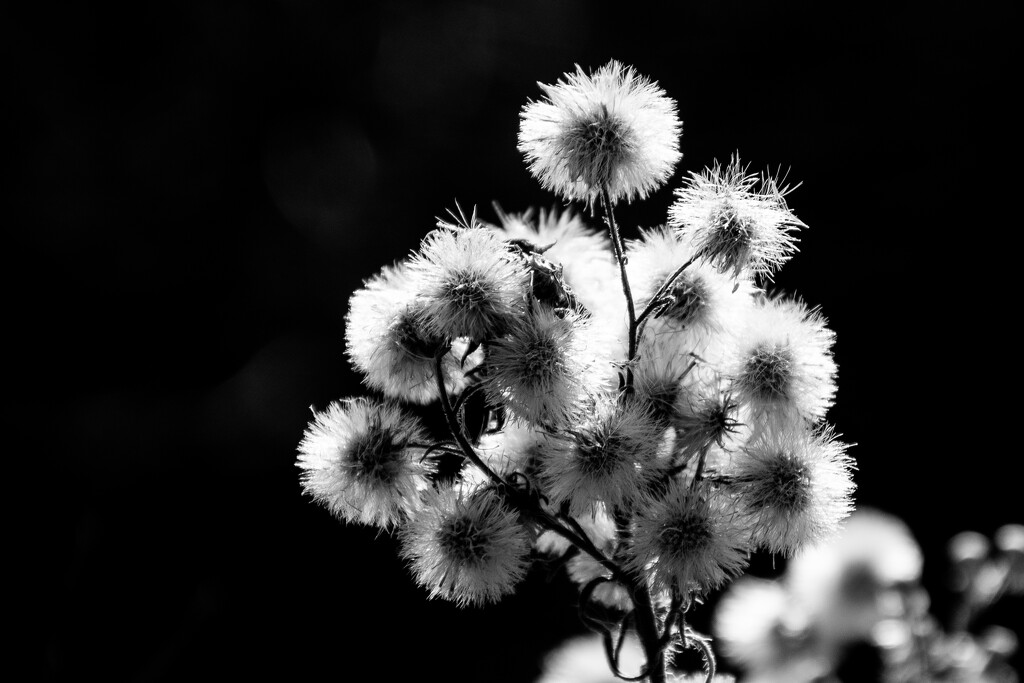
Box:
15;1;1020;680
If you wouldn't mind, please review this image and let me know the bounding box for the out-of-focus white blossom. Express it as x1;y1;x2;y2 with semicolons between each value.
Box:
519;60;682;208
536;633;646;683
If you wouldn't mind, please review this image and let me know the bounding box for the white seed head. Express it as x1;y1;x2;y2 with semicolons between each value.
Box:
296;398;430;529
519;60;682;208
411;223;529;341
400;485;532;607
669;155;803;280
726;423;855;556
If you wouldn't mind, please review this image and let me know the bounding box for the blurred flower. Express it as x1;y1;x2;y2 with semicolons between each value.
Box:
519;60;682;208
297;398;430;529
400;485;532;607
669;156;802;279
536;633;645;683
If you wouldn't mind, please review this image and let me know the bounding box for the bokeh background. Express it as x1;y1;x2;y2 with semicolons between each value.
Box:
16;1;1019;680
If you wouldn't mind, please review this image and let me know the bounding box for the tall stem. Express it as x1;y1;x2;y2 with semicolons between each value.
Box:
600;188;638;393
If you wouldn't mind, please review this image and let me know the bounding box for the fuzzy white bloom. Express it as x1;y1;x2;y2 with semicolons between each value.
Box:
726;423;855;556
411;224;529;341
541;400;666;516
491;207;620;319
669;156;803;279
669;674;737;683
714;577;795;670
519;60;682;208
537;633;646;683
628;226;756;351
297;398;429;529
485;303;594;429
727;296;837;427
786;509;923;648
400;485;532;607
345;262;482;403
627;481;750;595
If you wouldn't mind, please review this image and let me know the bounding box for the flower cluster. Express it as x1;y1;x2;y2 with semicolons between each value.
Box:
298;60;856;683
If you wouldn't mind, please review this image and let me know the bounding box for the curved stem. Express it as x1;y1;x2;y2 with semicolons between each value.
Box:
635;256;696;328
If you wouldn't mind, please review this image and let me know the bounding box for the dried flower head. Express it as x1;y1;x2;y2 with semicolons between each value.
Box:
541;400;666;516
297;398;429;529
519;60;682;208
345;262;482;403
400;485;532;607
728;296;837;427
484;302;593;429
669;156;803;279
726;424;855;556
411;222;529;342
628;226;756;346
628;481;750;595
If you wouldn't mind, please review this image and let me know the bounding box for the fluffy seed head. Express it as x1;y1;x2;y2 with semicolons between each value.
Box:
519;60;682;208
627;227;756;350
726;423;855;556
669;155;803;279
296;398;430;529
411;223;529;341
628;481;750;595
541;400;666;516
728;296;837;427
484;303;593;429
400;485;532;607
345;262;483;403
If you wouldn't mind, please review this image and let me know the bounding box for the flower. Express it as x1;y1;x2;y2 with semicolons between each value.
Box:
345;261;483;403
519;60;682;208
540;400;667;516
296;398;430;529
411;222;529;341
727;295;837;427
484;302;594;429
725;424;855;556
786;509;923;648
400;485;532;607
672;368;743;460
669;155;803;279
537;633;646;683
627;481;750;595
714;577;795;670
627;226;756;350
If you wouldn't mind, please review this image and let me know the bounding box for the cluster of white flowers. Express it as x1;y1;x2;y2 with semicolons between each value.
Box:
713;511;1022;683
297;60;856;683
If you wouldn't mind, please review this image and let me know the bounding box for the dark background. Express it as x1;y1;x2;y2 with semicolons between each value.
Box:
14;1;1020;680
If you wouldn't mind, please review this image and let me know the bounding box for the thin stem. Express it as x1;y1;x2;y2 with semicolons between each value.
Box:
600;188;638;393
635;256;696;328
